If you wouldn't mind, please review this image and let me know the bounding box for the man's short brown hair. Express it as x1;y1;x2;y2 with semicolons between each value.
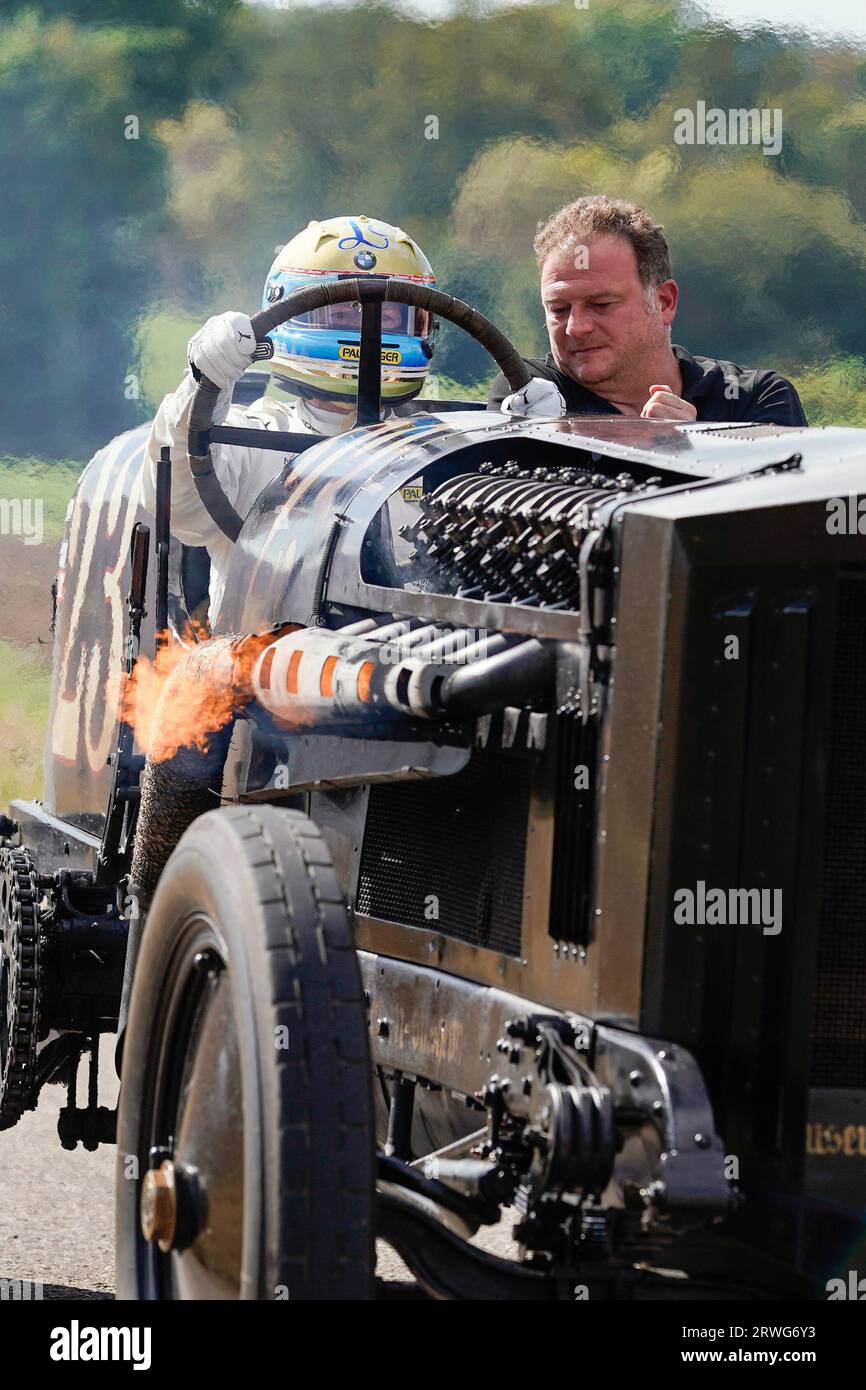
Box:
533;195;673;292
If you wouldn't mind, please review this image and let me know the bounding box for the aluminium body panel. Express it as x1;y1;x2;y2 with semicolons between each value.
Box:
43;425;156;821
215;413;845;639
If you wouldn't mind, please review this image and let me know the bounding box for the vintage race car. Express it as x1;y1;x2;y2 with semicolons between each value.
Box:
1;277;864;1300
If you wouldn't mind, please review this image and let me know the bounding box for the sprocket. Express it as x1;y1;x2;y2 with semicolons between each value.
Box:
0;845;42;1129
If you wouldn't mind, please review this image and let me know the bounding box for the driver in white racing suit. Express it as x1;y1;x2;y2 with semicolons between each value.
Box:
141;215;438;624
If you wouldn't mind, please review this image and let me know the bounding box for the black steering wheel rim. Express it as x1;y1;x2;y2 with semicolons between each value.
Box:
187;276;532;543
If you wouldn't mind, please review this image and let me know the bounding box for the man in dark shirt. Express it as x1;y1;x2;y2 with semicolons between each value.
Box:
489;195;807;426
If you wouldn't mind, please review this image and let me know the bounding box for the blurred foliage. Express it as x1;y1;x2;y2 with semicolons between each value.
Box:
2;0;866;454
0;1;240;457
133;306;203;408
418;371;489;403
792;355;866;426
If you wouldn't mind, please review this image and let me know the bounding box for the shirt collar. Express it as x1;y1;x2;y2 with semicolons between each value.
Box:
547;344;715;409
543;354;618;414
672;343;715;402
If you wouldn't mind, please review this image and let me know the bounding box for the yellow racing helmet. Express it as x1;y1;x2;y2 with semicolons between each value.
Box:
262;215;437;403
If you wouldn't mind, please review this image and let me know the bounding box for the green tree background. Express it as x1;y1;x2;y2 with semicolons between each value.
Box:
3;0;866;455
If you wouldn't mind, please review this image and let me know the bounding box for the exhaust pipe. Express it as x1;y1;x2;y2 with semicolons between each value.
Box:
129;629;288;906
129;620;554;906
438;639;554;714
248;624;544;724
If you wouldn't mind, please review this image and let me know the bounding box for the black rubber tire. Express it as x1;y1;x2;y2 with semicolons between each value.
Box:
115;804;374;1300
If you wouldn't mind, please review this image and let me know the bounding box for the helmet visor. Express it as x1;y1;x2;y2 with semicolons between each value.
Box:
291;300;431;338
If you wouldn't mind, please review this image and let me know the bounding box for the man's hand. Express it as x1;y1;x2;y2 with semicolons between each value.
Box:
187;312;258;391
640;383;697;422
500;377;567;419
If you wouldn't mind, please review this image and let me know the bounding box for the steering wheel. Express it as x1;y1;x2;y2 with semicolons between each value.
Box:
187;276;533;542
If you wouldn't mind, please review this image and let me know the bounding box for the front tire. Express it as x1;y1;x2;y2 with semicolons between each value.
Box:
116;805;374;1300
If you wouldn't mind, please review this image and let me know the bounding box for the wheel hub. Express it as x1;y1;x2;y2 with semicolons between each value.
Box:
141;1159;178;1252
140;1155;207;1256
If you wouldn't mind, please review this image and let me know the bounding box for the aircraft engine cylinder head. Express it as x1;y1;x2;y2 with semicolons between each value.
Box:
403;463;661;609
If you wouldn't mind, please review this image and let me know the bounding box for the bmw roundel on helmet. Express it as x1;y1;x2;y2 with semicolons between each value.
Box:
261;215;437;403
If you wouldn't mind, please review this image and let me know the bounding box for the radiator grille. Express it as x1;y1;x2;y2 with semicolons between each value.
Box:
811;571;866;1087
356;751;529;955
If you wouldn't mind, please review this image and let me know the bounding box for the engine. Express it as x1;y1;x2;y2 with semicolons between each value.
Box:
402;461;658;607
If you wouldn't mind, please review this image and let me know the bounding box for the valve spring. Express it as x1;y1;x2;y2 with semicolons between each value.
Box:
409;465;642;607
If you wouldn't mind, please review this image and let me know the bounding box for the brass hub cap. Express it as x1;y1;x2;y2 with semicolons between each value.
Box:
141;1159;177;1253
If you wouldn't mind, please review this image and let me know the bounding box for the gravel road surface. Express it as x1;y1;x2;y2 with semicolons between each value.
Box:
1;1037;515;1300
0;1038;117;1299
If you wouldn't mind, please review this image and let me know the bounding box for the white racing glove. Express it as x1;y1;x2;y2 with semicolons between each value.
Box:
500;376;567;419
187;311;258;390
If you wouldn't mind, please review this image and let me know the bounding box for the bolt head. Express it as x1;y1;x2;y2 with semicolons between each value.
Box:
140;1160;177;1253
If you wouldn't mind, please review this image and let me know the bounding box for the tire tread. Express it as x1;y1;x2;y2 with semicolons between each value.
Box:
217;805;374;1301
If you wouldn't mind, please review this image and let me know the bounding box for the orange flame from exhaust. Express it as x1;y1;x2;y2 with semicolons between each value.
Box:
119;626;301;763
118;636;230;763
